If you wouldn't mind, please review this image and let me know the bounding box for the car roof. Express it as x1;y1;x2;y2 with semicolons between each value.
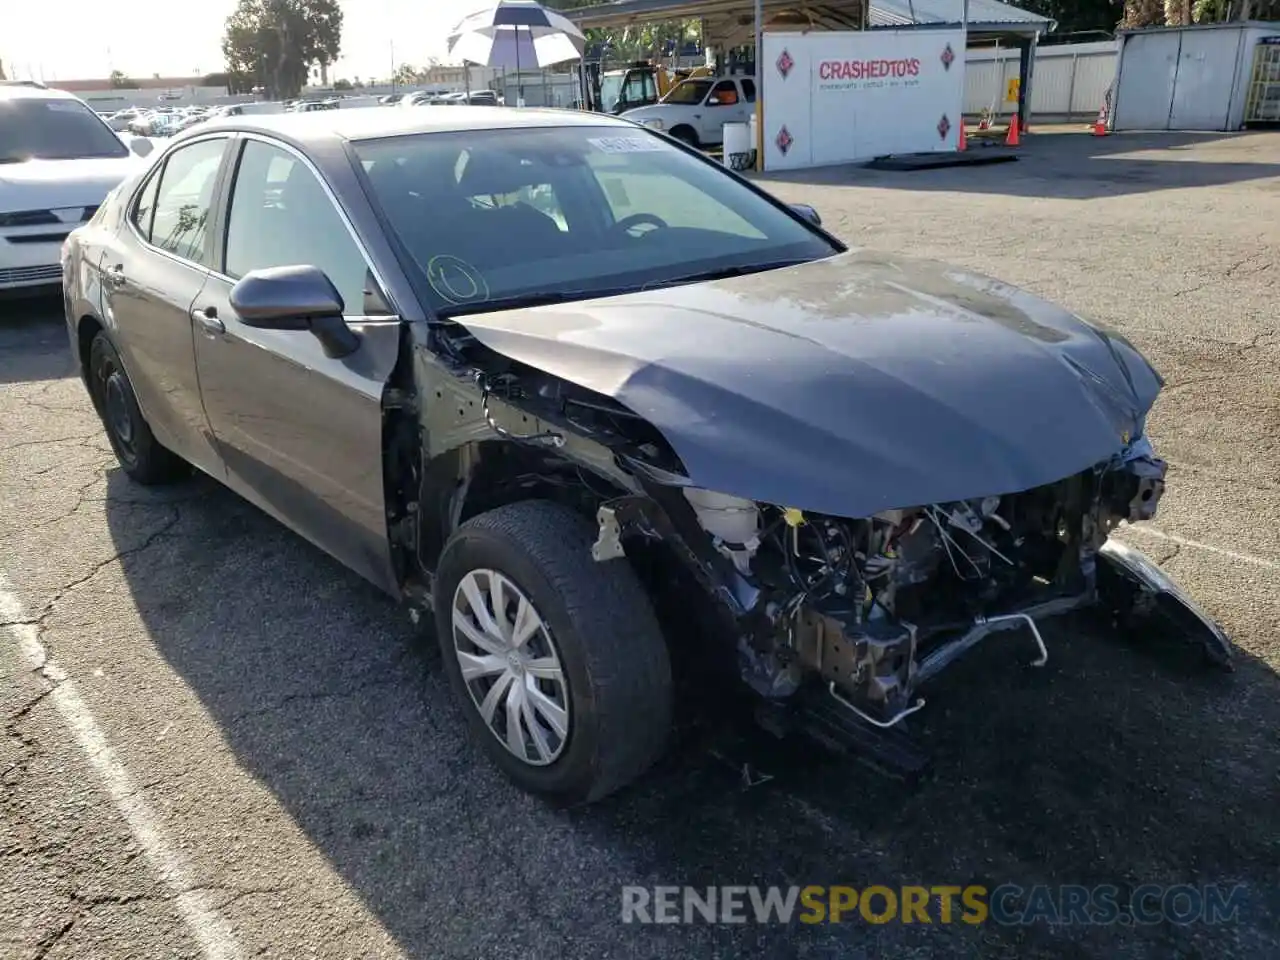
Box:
193;105;636;146
0;83;82;103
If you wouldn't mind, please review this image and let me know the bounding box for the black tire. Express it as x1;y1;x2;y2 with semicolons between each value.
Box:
432;500;673;805
669;125;700;148
87;332;188;485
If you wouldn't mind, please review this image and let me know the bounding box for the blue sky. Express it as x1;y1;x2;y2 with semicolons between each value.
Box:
2;0;476;82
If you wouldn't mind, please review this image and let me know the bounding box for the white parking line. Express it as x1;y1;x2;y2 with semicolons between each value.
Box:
0;572;245;960
1122;524;1280;573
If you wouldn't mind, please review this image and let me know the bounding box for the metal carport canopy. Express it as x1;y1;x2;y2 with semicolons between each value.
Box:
565;0;1054;48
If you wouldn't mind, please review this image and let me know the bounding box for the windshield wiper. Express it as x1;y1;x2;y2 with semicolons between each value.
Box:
642;258;816;289
435;290;608;320
434;259;817;319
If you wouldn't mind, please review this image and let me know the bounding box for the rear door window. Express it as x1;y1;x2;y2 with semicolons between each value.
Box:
147;138;228;265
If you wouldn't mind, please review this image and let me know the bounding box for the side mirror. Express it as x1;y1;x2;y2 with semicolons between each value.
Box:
707;96;722;106
129;137;154;158
789;203;822;227
229;264;360;359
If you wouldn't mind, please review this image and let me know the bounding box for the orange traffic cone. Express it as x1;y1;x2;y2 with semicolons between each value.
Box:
1092;99;1110;136
1093;87;1113;137
1005;113;1021;147
957;119;967;151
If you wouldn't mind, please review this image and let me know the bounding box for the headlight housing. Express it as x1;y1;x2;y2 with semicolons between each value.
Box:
642;118;664;131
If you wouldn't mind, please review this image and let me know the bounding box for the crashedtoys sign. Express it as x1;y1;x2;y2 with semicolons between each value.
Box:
762;30;967;170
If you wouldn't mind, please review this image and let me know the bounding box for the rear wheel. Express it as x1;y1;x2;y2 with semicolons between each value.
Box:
87;333;188;485
433;500;673;805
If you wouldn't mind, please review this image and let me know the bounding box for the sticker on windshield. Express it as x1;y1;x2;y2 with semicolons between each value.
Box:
588;136;666;154
426;255;490;305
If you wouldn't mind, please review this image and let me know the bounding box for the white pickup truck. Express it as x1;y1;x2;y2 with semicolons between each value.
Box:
620;75;756;148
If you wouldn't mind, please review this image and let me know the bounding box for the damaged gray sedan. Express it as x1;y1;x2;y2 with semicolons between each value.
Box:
63;107;1231;805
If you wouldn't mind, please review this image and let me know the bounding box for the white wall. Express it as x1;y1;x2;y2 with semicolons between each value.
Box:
965;40;1118;120
761;29;968;170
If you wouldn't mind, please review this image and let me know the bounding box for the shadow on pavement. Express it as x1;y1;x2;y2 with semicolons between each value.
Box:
756;131;1280;200
105;468;1280;959
0;294;75;385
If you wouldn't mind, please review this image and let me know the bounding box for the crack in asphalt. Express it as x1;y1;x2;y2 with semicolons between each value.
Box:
35;503;185;629
7;433;99;450
226;673;409;723
1172;256;1275;298
21;459;117;532
24;884;283;959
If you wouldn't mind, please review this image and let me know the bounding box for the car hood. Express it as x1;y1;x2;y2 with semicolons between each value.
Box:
455;251;1164;517
0;156;139;214
620;104;682;121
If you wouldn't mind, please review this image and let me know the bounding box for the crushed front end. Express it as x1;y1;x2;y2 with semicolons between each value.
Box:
601;433;1230;774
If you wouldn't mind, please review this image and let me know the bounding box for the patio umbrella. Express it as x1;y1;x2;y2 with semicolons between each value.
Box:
448;0;587;105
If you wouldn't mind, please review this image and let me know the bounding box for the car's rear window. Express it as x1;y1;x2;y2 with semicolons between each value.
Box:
0;97;129;162
353;125;836;316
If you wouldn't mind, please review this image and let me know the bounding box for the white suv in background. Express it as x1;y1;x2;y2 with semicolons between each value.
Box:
621;75;756;148
0;83;152;296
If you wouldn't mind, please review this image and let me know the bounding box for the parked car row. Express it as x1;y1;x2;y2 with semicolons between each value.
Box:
100;104;216;137
399;89;503;107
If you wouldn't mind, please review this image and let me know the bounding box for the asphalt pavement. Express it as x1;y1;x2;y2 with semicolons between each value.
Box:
3;129;1279;960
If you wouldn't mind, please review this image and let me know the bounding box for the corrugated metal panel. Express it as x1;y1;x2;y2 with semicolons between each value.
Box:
569;0;1052;31
964;42;1118;118
870;0;1053;26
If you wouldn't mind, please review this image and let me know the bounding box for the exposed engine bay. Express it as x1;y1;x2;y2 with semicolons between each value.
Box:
677;443;1168;727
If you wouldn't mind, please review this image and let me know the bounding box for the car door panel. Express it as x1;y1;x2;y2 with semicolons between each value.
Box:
700;80;744;144
99;137;230;477
194;137;401;593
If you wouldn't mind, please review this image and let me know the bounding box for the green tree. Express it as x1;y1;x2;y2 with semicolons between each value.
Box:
222;0;343;100
544;0;700;62
109;69;139;89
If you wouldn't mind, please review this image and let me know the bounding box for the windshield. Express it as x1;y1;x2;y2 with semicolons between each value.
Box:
599;75;623;112
662;79;712;105
354;125;837;317
0;97;129;162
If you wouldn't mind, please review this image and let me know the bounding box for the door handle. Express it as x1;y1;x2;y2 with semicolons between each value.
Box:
191;305;225;335
103;263;126;286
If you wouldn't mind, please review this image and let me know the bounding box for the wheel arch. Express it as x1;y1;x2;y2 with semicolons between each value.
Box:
669;123;700;146
76;314;104;388
413;438;633;580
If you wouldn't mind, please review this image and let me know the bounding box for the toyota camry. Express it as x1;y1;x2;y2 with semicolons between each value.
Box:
62;107;1231;805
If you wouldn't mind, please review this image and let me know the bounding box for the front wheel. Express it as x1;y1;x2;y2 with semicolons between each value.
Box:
432;500;673;805
668;125;700;148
